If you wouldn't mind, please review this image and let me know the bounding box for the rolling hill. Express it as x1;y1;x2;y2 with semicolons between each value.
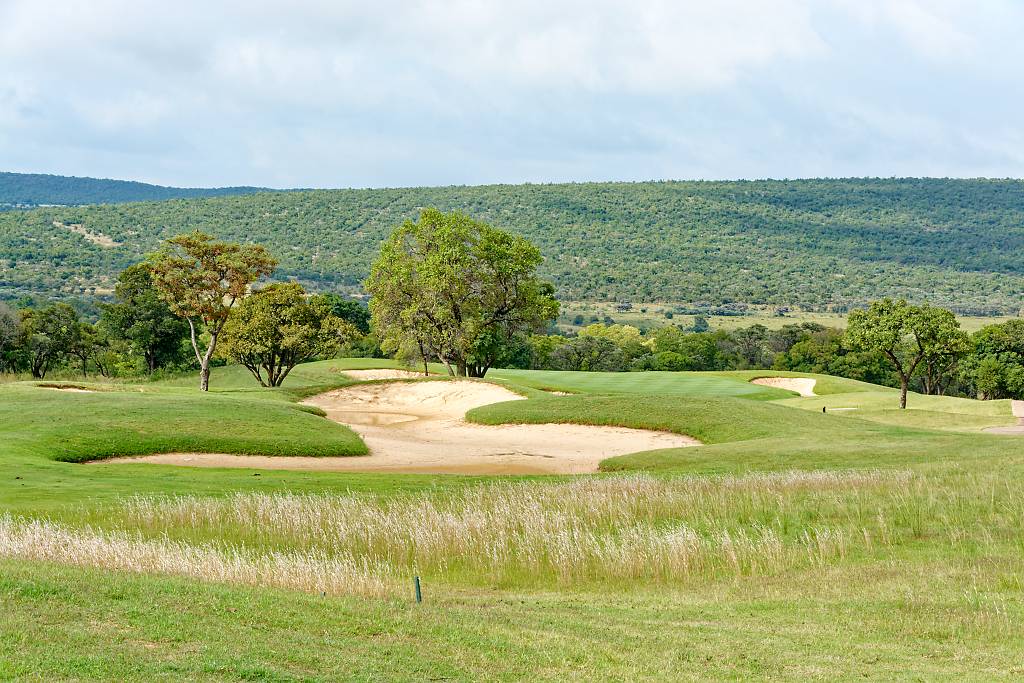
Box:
1;177;1023;313
0;171;268;208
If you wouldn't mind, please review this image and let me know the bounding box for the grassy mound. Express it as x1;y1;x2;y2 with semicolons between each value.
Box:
1;384;367;463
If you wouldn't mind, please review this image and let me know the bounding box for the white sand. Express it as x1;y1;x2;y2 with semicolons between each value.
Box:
751;377;817;397
102;380;699;475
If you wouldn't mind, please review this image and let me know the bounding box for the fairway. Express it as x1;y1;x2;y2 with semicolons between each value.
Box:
488;367;791;399
3;360;1024;680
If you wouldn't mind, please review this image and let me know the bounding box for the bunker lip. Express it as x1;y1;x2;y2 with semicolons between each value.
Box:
339;369;433;381
982;400;1024;434
750;376;817;397
90;379;700;475
36;383;97;393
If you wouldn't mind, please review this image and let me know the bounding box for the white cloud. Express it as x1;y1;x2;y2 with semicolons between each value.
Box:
0;0;1021;186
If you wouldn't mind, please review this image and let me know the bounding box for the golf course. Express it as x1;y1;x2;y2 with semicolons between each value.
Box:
2;360;1023;679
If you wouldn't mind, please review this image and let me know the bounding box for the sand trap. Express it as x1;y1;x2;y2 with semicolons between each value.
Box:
102;380;699;475
37;385;96;393
341;369;431;380
983;400;1024;434
751;377;817;397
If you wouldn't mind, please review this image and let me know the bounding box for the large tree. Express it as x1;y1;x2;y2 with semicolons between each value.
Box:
846;299;967;409
218;283;357;387
147;232;276;391
0;302;18;372
100;264;190;373
319;293;371;334
366;209;558;377
18;303;82;379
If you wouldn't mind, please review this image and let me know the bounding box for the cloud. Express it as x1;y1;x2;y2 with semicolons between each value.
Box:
0;0;1021;186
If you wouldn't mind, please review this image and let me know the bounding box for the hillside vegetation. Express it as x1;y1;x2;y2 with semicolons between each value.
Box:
0;171;267;209
2;178;1024;312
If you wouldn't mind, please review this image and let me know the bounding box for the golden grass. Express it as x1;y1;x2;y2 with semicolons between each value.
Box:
0;515;395;597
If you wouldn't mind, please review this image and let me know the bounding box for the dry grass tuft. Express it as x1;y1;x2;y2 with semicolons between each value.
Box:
0;515;395;598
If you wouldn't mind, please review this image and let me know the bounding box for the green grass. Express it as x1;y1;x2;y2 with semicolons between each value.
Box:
4;360;1024;678
0;384;367;463
488;367;791;400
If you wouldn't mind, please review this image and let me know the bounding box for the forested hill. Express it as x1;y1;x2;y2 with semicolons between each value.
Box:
0;171;267;208
2;178;1023;313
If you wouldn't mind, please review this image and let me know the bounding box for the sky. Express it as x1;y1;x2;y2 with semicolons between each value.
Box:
1;0;1022;188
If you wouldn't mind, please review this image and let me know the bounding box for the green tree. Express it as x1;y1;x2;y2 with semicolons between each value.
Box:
218;283;356;387
147;232;276;391
366;209;558;377
846;299;966;408
99;264;190;373
961;320;1024;399
549;335;627;372
0;302;18;372
18;303;82;379
319;293;371;334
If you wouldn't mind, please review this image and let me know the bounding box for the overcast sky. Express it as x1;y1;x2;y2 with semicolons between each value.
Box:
1;1;1022;188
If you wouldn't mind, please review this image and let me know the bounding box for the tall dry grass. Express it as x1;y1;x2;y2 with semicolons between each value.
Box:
12;469;1007;597
0;515;395;597
114;471;911;584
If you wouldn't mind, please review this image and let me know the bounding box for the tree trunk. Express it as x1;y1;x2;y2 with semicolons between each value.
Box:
899;375;909;409
200;364;210;392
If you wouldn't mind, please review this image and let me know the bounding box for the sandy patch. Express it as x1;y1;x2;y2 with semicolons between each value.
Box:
37;384;95;393
751;377;817;397
101;380;699;475
983;400;1024;434
341;369;431;380
54;220;120;248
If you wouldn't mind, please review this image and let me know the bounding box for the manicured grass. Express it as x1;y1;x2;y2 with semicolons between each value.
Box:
0;384;367;463
488;368;791;400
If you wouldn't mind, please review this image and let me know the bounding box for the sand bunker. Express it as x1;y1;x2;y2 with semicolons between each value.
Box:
751;377;817;397
341;369;431;380
37;384;96;393
984;400;1024;435
103;380;699;475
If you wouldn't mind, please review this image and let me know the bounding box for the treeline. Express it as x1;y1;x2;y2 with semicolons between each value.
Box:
0;171;267;208
0;265;371;382
3;178;1024;312
505;309;1024;402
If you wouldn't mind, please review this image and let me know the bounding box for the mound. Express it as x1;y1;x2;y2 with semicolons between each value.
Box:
751;377;817;397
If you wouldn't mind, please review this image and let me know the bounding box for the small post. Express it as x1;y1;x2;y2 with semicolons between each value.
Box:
414;575;422;603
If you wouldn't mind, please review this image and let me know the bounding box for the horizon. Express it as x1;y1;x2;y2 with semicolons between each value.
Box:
6;170;1024;194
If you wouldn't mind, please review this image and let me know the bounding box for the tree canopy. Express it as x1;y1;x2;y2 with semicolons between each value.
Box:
218;283;358;387
99;264;189;373
846;298;968;408
366;209;558;377
147;231;277;391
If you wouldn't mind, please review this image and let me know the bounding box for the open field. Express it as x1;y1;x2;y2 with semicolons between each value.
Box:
3;360;1024;679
